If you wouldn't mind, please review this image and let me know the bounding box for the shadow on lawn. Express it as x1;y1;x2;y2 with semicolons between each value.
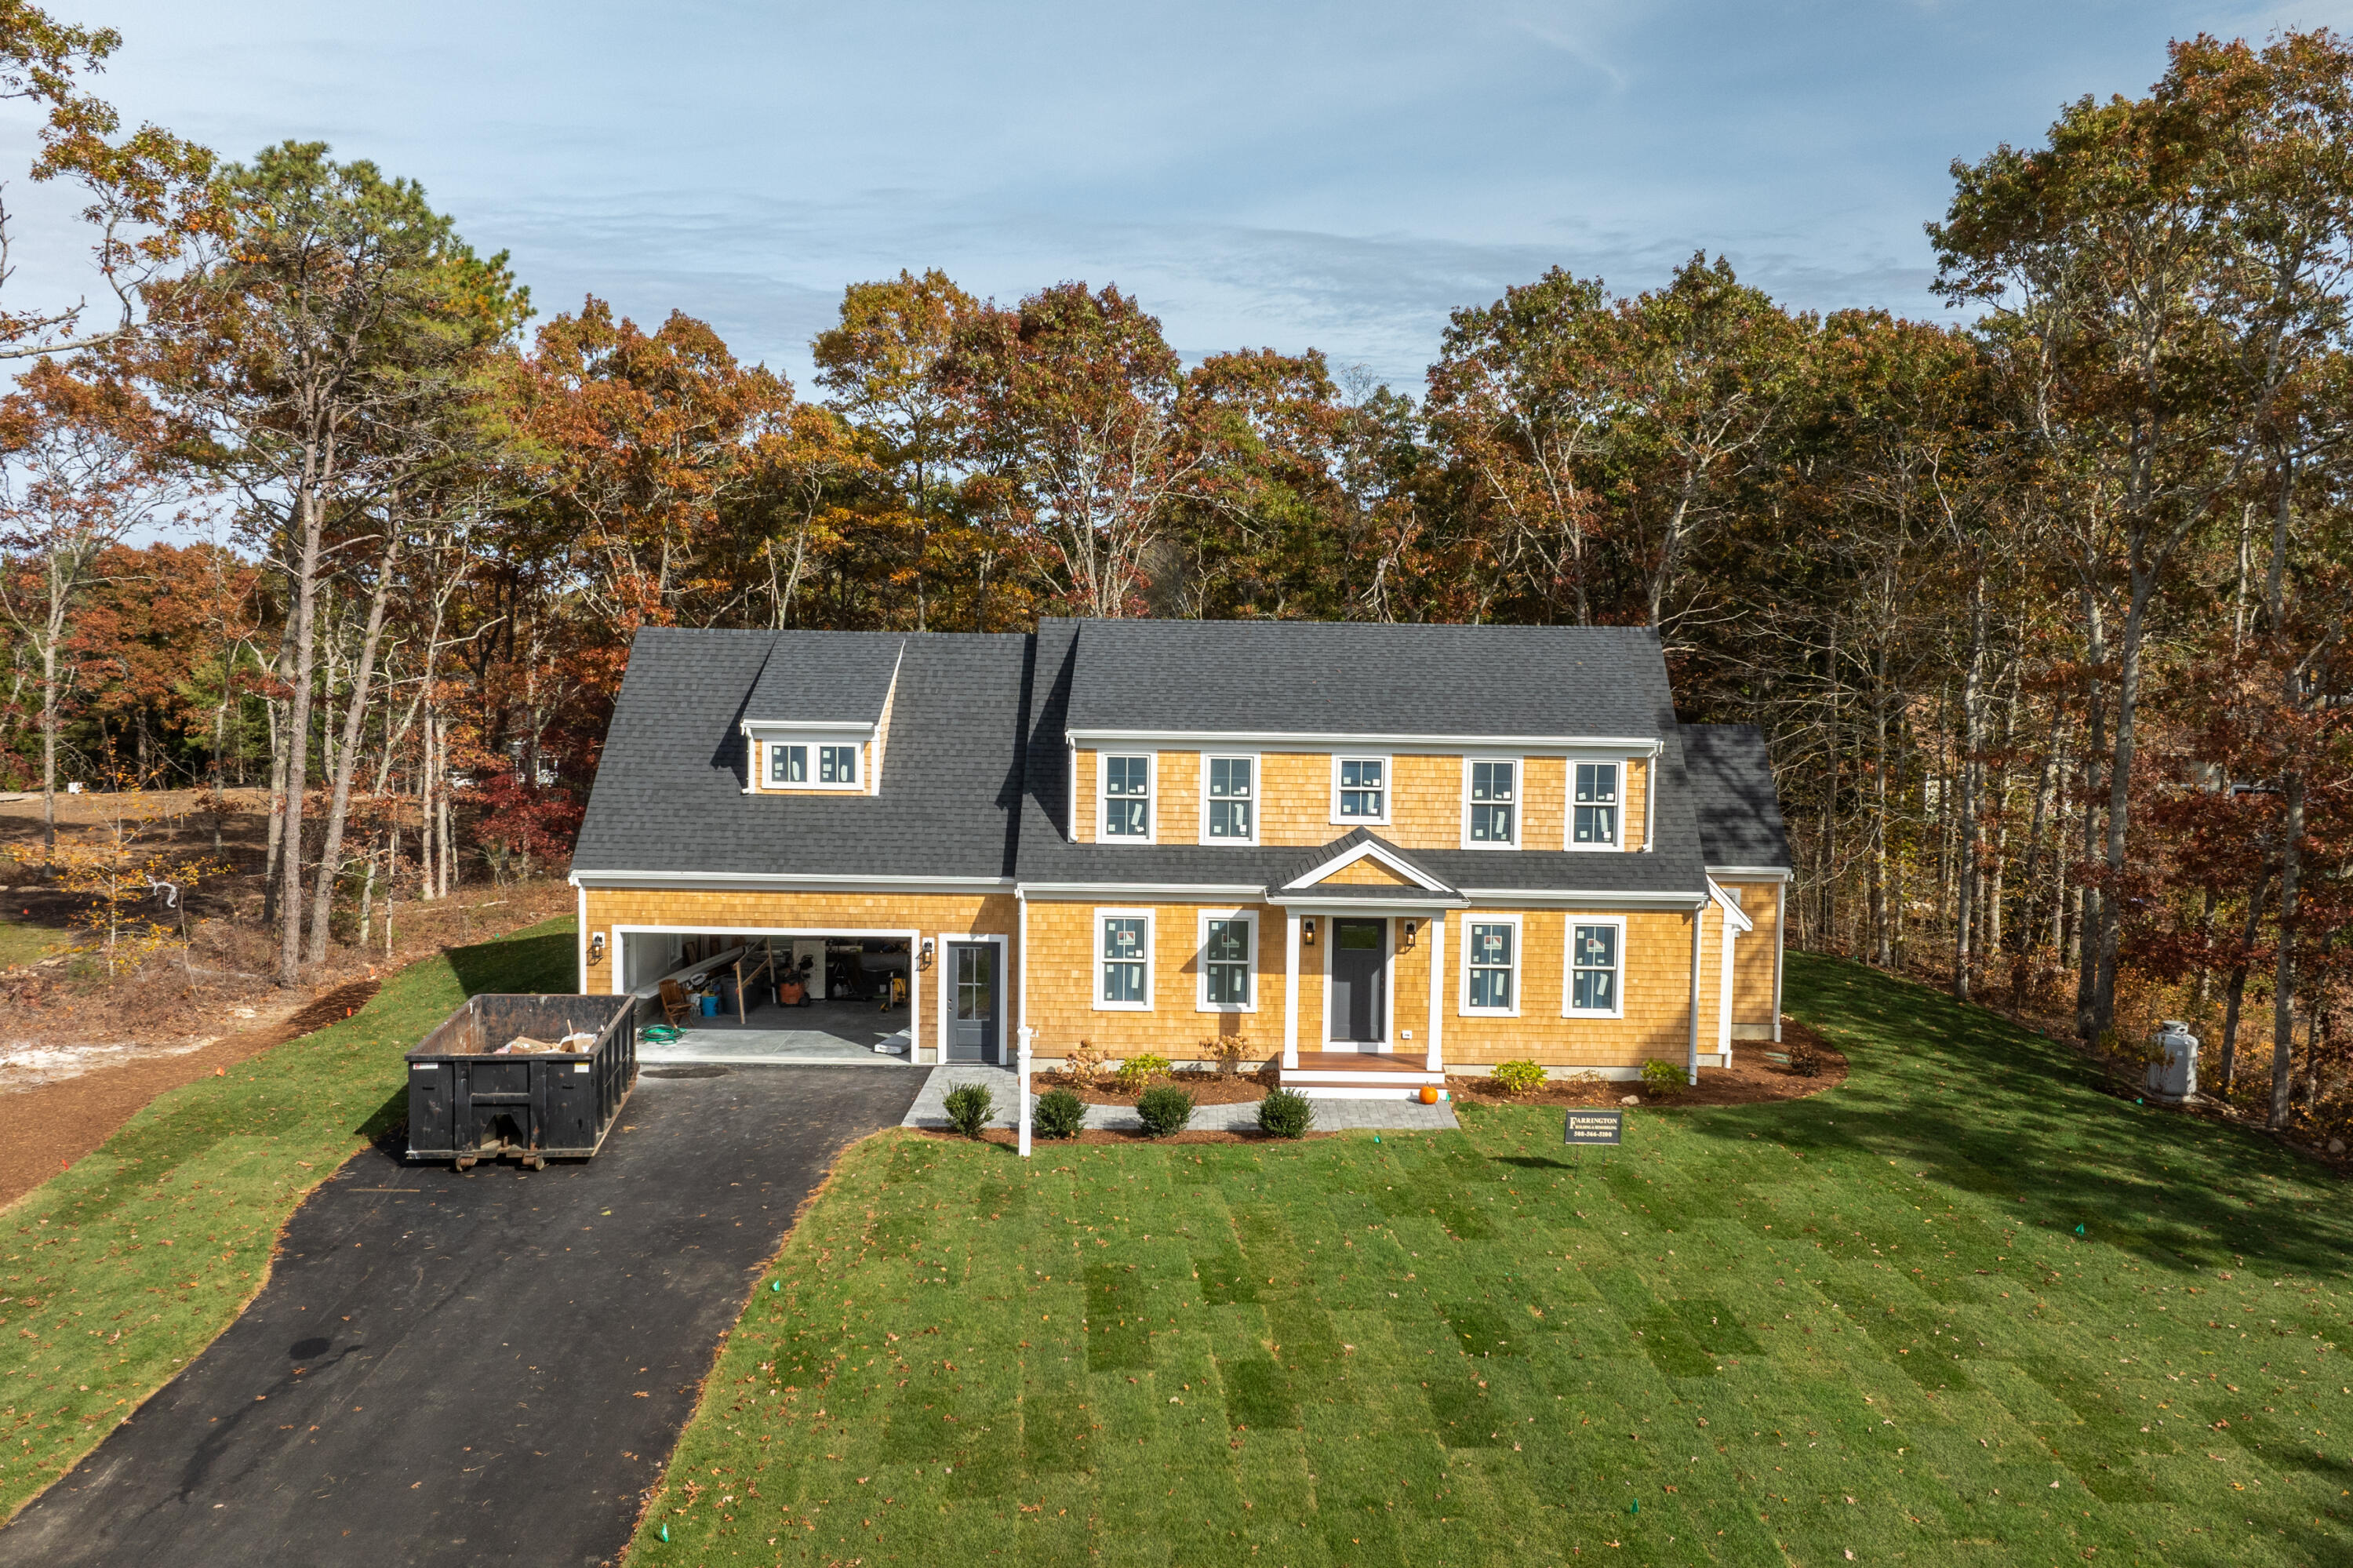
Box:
1673;952;2353;1282
446;928;576;997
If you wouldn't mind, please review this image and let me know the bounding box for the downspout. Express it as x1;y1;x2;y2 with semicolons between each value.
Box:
1017;884;1033;1159
1067;740;1078;840
1686;901;1704;1086
1644;744;1658;852
573;875;587;991
1771;879;1786;1042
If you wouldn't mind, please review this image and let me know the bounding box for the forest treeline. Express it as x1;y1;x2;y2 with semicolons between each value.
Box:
1;12;2347;1130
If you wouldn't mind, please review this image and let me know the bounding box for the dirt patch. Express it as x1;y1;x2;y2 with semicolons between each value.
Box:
1446;1019;1847;1109
278;978;383;1036
918;1126;1331;1147
1042;1070;1272;1107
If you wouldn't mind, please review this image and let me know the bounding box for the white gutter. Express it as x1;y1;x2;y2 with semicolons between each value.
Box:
1017;881;1266;900
1705;865;1793;881
1457;888;1705;908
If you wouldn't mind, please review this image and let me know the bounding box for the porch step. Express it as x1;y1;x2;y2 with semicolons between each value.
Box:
1281;1052;1446;1101
1286;1082;1449;1102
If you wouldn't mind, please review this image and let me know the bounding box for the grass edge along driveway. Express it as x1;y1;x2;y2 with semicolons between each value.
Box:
0;917;576;1522
631;951;2353;1567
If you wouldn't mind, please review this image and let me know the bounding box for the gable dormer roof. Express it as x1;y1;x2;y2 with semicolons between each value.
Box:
743;631;906;728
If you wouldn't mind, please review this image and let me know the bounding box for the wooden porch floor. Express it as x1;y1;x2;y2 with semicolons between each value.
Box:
1287;1051;1432;1074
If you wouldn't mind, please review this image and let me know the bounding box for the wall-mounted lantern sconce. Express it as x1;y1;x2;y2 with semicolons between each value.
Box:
1302;918;1318;947
589;932;606;963
919;937;936;970
1401;919;1419;950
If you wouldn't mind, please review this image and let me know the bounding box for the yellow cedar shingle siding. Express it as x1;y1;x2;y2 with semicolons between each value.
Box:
1024;899;1289;1062
1319;856;1418;887
1446;907;1699;1068
1726;881;1781;1026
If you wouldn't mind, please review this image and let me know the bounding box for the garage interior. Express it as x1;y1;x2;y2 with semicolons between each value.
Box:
616;931;918;1064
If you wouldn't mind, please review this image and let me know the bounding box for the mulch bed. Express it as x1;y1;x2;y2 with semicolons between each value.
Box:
917;1126;1329;1146
1445;1019;1847;1109
1039;1070;1273;1106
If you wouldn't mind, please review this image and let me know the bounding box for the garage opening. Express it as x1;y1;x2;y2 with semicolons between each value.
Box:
615;930;918;1064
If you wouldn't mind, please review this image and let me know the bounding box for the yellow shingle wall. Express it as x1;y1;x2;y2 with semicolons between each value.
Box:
1072;749;1095;842
1726;881;1781;1025
1322;857;1415;886
1158;751;1200;843
1024;899;1289;1064
580;889;1017;1054
1522;757;1565;848
1439;908;1700;1069
1623;757;1649;851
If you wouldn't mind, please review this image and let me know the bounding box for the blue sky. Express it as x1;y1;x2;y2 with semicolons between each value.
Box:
14;0;2353;391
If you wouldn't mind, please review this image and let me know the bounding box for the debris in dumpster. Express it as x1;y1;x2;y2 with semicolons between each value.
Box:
494;1031;598;1055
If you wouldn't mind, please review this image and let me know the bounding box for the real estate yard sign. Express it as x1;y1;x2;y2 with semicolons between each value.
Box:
1563;1110;1623;1145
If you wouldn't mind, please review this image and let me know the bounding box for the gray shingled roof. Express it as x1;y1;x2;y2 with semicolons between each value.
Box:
576;620;1751;902
1680;724;1792;870
1060;618;1672;739
743;631;905;725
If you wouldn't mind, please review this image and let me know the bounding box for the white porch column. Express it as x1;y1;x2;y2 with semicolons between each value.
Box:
1718;917;1737;1064
1283;911;1301;1069
1424;911;1445;1073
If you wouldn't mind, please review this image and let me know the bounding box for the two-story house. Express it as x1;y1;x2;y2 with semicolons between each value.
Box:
570;619;1791;1097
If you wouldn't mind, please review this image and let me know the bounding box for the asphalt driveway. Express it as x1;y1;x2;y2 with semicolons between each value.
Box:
0;1064;923;1567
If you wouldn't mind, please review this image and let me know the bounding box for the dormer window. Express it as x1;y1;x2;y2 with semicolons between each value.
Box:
1573;762;1619;846
759;735;865;792
1467;759;1518;846
1101;755;1152;839
771;745;804;784
818;744;857;785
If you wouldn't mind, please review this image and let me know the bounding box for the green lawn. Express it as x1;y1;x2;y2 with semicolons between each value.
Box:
0;917;576;1520
635;952;2352;1566
0;913;66;972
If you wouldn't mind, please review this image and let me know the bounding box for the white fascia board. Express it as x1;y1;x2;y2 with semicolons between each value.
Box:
1457;887;1707;909
1706;864;1792;880
1268;893;1466;911
740;719;882;739
1281;839;1449;893
1707;877;1757;933
571;869;1013;893
1018;881;1267;900
1067;727;1663;754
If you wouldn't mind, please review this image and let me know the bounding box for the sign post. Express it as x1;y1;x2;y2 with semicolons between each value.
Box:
1563;1109;1623;1147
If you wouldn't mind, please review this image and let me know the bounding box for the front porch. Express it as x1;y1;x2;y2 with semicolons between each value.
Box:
1278;1050;1448;1101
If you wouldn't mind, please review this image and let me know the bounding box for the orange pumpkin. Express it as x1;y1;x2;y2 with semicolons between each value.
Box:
1419;1084;1440;1105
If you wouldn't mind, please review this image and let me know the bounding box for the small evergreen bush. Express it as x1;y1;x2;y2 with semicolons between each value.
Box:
1034;1087;1086;1139
1257;1087;1313;1139
1134;1084;1195;1137
1639;1058;1687;1098
1115;1052;1172;1093
943;1082;995;1137
1490;1059;1547;1097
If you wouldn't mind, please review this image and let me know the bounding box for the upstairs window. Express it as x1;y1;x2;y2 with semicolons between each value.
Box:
1467;760;1518;846
1335;757;1387;822
1568;921;1622;1014
1206;756;1254;842
1464;919;1518;1013
1102;755;1151;839
819;744;858;786
765;738;860;790
1573;762;1619;846
771;744;806;784
1098;912;1151;1007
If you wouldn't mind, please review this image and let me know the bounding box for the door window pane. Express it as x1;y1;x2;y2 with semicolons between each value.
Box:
1467;921;1515;1009
1573;762;1619;845
1570;922;1619;1012
1104;755;1151;837
1469;761;1516;843
1337;921;1382;950
1202;917;1251;1006
1207;756;1253;839
1337;758;1384;819
957;946;993;1020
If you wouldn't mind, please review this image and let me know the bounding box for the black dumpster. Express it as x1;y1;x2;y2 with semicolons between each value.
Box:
405;993;637;1169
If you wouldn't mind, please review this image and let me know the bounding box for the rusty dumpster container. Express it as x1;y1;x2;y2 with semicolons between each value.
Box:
405;993;637;1169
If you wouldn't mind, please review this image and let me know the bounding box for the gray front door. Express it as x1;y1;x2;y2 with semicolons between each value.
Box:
1329;919;1386;1046
948;943;999;1063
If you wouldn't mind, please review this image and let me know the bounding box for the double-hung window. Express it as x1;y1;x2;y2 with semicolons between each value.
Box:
1573;762;1619;846
1463;918;1518;1013
1334;757;1387;823
818;744;857;786
1467;760;1518;846
1101;755;1151;839
1206;756;1254;842
1198;912;1254;1010
1098;912;1151;1008
1566;919;1623;1016
770;744;806;785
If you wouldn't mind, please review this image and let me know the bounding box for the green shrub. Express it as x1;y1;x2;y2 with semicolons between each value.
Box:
1115;1052;1172;1093
1033;1087;1086;1139
1490;1059;1547;1097
1134;1084;1195;1137
1257;1087;1313;1139
1639;1058;1687;1098
943;1082;995;1137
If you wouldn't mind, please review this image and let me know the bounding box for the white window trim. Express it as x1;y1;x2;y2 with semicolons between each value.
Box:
1095;753;1158;844
1565;757;1629;852
1561;913;1628;1019
1457;911;1522;1017
1198;752;1262;847
1460;755;1525;851
761;739;865;794
1195;908;1258;1013
1329;754;1394;827
1093;907;1155;1011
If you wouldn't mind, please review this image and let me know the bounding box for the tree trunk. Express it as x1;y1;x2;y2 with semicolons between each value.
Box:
278;477;328;988
304;535;402;965
2268;771;2304;1130
2218;872;2268;1099
1953;573;1986;1000
2092;583;2151;1045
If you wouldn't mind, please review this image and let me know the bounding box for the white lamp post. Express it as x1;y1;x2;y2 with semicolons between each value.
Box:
1016;1026;1035;1158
